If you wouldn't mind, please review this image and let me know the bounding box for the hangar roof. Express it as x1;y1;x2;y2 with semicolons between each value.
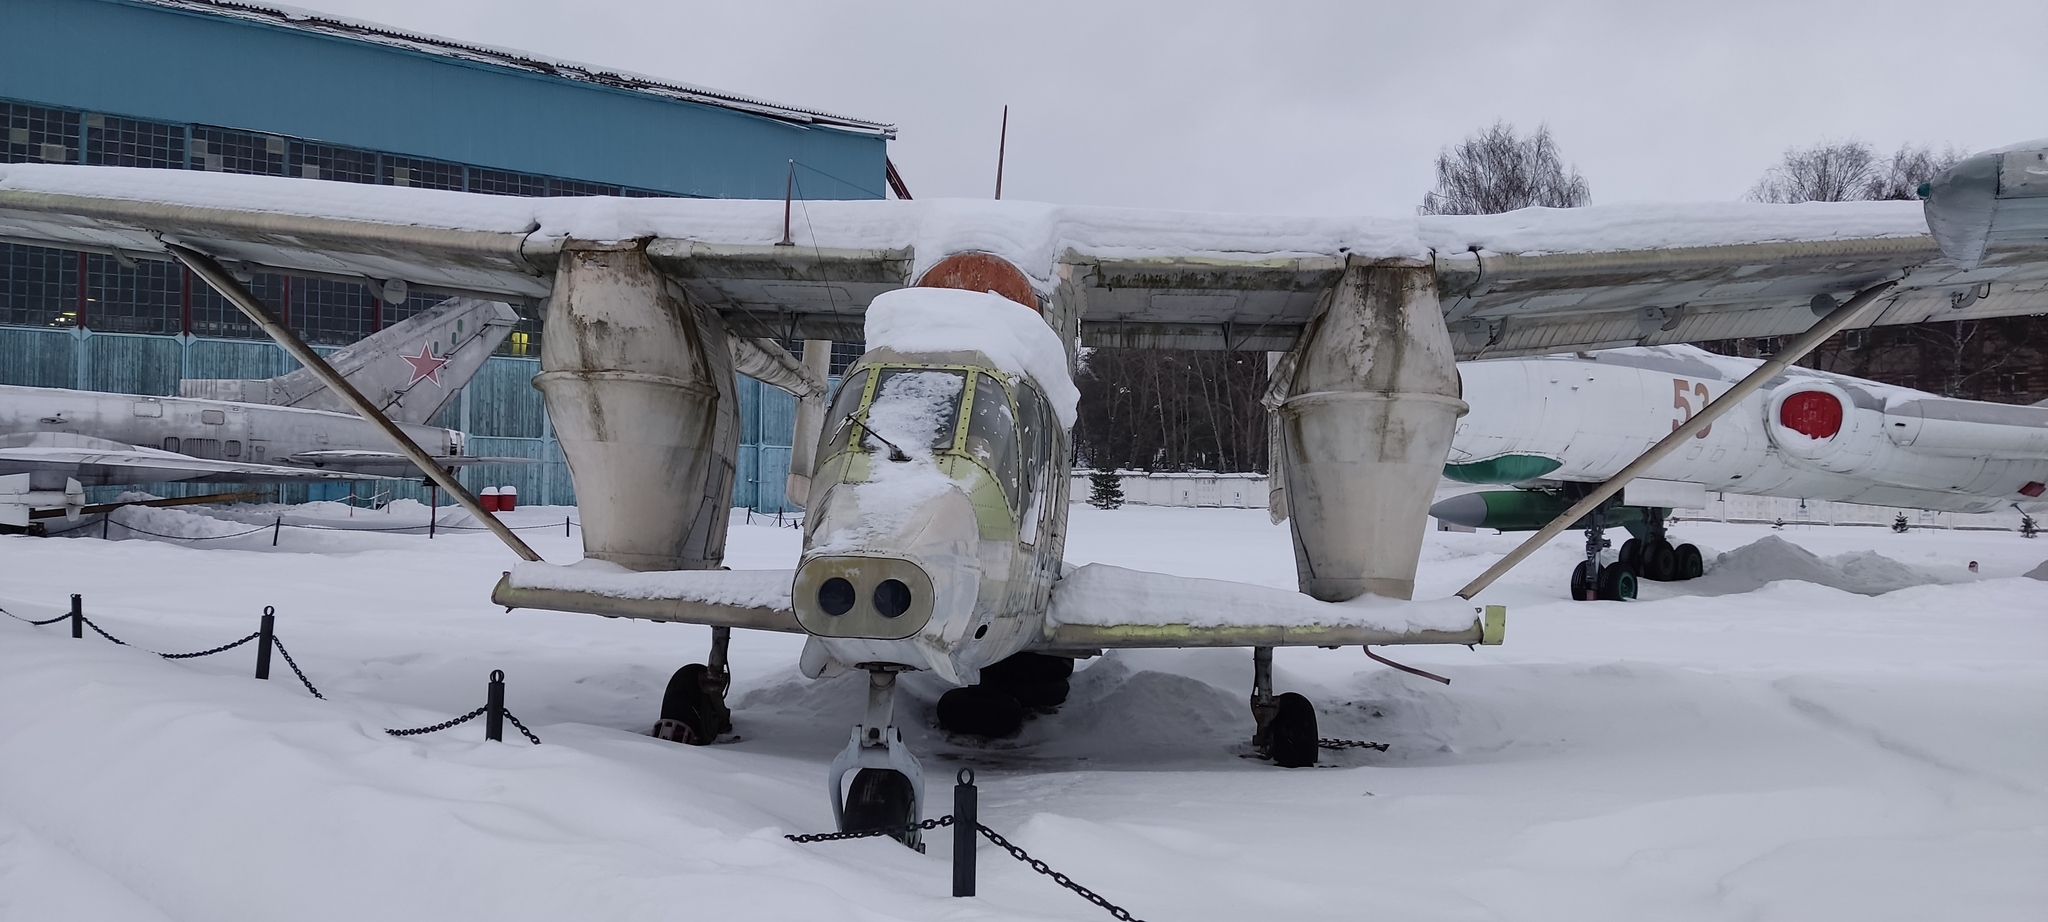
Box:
135;0;896;137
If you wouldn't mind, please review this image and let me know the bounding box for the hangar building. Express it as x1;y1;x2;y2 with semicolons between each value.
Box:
0;0;891;511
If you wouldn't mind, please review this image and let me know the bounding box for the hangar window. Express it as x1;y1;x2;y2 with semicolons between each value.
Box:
83;254;180;335
289;278;377;345
469;168;548;197
547;177;624;197
0;242;78;328
190;272;285;340
384;156;464;191
190;127;287;175
87;115;184;169
289;141;377;184
1;102;79;164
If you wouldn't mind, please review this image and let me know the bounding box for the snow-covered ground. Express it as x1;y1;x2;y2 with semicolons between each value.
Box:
1;503;2042;921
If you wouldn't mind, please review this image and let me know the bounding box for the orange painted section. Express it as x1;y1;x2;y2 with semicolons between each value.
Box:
914;253;1038;311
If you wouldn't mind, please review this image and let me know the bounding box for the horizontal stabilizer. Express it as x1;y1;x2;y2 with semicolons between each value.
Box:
492;562;800;633
180;297;518;424
1042;563;1503;650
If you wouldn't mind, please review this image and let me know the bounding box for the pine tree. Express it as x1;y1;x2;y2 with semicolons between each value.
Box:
1087;470;1125;510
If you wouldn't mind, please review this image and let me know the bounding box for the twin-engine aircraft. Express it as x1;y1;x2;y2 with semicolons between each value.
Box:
1;139;2044;843
0;297;519;527
1433;346;2048;600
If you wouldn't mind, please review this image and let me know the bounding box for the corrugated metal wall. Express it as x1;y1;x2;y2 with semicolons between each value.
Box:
7;325;807;512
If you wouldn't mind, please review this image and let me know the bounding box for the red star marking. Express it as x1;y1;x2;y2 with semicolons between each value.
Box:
401;342;450;386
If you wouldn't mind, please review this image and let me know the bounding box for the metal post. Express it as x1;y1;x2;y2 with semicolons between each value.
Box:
777;160;796;247
101;513;109;540
255;606;275;680
272;515;282;547
69;593;81;639
485;669;505;742
953;769;977;897
428;484;437;539
564;516;571;537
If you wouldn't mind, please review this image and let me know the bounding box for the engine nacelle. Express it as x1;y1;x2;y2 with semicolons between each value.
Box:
1764;382;1872;474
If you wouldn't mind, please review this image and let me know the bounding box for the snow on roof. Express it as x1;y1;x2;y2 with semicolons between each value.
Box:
0;164;1936;288
135;0;894;136
864;288;1082;428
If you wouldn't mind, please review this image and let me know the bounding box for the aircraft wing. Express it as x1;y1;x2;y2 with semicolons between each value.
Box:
4;146;2045;358
0;432;377;483
1036;564;1504;650
283;450;542;468
490;562;801;634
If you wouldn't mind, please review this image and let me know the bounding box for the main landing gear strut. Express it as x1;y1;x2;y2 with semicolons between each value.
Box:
1618;507;1705;585
654;626;734;744
1567;501;1706;601
1250;646;1319;768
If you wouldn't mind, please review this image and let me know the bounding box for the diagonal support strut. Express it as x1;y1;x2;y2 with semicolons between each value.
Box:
1454;279;1898;600
162;241;543;562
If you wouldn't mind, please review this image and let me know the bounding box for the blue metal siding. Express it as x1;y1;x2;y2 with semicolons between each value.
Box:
1;0;887;200
85;332;182;395
0;327;78;387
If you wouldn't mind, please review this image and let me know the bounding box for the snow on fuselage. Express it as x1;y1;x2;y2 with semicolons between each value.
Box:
1451;345;2048;513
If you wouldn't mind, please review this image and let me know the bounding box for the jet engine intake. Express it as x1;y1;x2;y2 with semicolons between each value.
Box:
1765;382;1871;473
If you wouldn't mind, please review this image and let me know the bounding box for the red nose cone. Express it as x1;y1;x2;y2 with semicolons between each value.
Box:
1780;391;1843;439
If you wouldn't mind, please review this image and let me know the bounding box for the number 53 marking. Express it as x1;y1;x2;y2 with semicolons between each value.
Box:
1672;378;1713;439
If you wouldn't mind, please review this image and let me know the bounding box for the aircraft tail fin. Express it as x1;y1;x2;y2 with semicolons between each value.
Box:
180;297;520;425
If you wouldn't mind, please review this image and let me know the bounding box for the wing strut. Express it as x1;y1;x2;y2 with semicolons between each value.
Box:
162;241;543;563
1453;280;1898;600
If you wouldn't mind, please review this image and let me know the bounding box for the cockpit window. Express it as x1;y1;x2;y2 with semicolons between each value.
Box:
820;368;870;458
863;369;966;458
965;372;1021;507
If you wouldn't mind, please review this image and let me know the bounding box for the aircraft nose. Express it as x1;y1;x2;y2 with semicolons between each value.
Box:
793;555;938;639
1430;493;1488;528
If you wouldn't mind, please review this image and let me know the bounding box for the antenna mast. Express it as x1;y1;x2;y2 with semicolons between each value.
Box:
994;105;1008;200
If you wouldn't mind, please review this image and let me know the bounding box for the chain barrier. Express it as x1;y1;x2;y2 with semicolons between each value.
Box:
60;513;580;541
78;615;128;646
268;635;325;700
385;706;487;738
784;815;953;844
1318;738;1391;752
1;606;72;627
158;631;261;660
96;517;277;541
786;815;1146;922
503;710;543;745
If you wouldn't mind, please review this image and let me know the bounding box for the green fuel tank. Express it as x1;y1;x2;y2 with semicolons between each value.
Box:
1430;490;1651;533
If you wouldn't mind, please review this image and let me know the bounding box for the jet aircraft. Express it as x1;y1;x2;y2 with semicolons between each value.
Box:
0;141;2043;843
1432;346;2048;600
0;297;518;526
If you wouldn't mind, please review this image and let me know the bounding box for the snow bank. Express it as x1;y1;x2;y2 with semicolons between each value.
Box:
1693;535;1954;596
506;559;792;609
2025;559;2048;581
865;287;1080;428
1049;563;1482;634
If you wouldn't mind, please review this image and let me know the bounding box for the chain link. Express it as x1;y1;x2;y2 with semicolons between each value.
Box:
78;615;128;646
158;631;261;660
1318;738;1390;752
267;635;325;699
385;706;488;738
502;709;542;745
2;606;72;626
976;824;1147;922
784;815;953;844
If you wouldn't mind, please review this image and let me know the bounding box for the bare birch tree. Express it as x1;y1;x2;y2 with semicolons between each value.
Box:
1419;121;1591;215
1748;140;1962;203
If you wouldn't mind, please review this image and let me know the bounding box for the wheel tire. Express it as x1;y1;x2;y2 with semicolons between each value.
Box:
1598;563;1637;601
656;663;714;745
842;768;917;843
979;652;1075;687
1645;540;1679;582
1618;538;1642;573
1268;692;1319;768
1569;560;1597;601
1005;677;1071;709
936;685;1026;737
1676;543;1704;580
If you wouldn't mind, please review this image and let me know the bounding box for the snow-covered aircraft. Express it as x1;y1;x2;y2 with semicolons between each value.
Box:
0;139;2043;843
1432;346;2048;600
0;297;519;527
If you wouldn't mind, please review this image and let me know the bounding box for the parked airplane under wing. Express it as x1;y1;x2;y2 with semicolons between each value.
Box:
1;145;2044;844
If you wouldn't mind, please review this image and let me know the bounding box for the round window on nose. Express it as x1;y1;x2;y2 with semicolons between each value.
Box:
818;577;856;616
873;579;913;618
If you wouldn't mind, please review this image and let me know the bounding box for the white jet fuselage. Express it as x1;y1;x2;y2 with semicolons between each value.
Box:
1451;346;2048;513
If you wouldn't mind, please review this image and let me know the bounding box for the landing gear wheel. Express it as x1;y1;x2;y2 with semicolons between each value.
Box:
842;768;918;845
1642;540;1679;581
936;685;1026;737
654;663;714;745
1618;538;1642;573
1597;563;1637;601
1570;560;1597;601
1268;692;1319;768
977;652;1073;709
1675;543;1704;580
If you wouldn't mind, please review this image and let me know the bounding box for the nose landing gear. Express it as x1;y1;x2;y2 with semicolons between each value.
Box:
828;666;927;850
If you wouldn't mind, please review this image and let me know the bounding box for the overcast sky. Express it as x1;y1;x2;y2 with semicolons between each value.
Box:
298;0;2043;216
